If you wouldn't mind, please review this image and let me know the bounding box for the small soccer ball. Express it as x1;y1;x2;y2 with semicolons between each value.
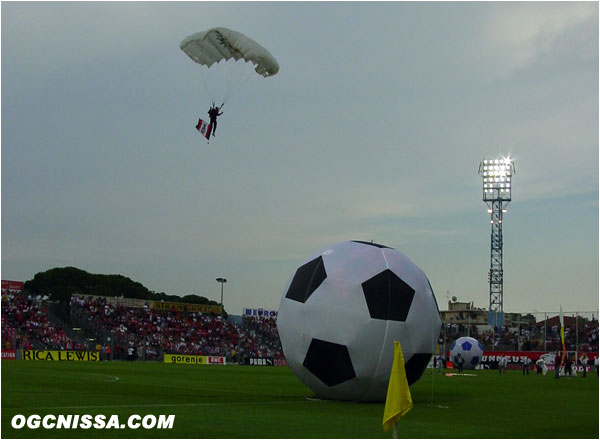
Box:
450;336;483;369
277;240;441;402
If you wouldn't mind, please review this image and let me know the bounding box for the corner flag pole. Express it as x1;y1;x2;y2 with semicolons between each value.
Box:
559;306;566;370
383;341;413;437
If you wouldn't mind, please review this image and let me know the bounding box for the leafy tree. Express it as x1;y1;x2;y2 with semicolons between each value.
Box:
23;267;221;310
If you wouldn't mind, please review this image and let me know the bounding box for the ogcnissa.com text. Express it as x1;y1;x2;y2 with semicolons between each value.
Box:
11;414;175;430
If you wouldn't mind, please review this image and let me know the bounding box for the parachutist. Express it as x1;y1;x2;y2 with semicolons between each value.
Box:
207;103;223;137
181;28;278;142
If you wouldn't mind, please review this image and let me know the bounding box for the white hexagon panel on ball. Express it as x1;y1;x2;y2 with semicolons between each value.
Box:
276;240;441;402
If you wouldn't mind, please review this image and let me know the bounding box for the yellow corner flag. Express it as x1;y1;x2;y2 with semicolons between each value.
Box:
382;340;413;433
559;306;566;368
559;306;565;346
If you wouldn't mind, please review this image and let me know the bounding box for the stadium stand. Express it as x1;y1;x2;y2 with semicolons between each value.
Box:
442;318;598;352
237;315;284;362
2;289;595;364
1;291;85;351
69;294;284;361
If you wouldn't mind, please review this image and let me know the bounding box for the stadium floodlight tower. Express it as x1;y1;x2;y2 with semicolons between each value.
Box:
478;156;515;328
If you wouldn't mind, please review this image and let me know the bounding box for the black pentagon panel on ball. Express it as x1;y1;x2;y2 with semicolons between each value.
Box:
285;256;327;303
302;338;356;387
361;269;415;321
351;240;392;249
404;353;432;385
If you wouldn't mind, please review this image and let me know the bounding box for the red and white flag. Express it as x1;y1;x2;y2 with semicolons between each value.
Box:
195;118;212;140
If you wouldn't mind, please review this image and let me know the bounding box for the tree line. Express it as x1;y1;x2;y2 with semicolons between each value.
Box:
23;267;221;309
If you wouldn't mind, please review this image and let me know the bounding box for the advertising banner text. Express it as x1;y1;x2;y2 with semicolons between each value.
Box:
21;350;100;361
164;354;226;365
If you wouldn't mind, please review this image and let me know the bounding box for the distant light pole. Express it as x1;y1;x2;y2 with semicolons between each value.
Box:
216;277;227;359
216;278;227;316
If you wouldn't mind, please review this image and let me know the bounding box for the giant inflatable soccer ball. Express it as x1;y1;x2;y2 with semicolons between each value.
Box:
277;241;441;402
450;336;483;370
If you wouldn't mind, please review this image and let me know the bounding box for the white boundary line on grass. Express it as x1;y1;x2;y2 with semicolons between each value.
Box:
104;375;120;382
13;401;298;411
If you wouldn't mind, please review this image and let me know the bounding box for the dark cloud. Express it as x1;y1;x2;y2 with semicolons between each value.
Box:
2;2;597;313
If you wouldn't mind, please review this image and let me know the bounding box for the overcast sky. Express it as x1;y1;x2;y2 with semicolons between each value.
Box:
2;2;598;317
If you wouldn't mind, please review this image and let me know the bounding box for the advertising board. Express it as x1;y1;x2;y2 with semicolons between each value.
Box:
1;350;17;360
152;301;222;314
243;308;277;318
244;357;287;366
1;280;24;292
164;354;226;365
21;350;100;361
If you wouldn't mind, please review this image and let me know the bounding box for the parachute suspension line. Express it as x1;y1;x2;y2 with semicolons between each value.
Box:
230;67;256;101
221;59;239;104
208;61;229;105
198;59;256;106
238;63;257;98
220;60;258;104
198;65;213;105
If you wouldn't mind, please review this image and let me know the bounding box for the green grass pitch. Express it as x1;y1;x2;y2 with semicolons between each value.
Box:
1;361;598;438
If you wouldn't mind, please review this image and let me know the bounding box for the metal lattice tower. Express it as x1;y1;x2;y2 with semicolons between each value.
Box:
478;157;515;327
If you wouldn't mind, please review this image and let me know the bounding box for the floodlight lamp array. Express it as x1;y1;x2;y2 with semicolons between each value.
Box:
480;157;514;194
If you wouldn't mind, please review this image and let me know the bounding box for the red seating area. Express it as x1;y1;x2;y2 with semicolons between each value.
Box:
5;290;595;362
2;291;285;362
442;320;598;352
2;291;85;351
68;294;284;361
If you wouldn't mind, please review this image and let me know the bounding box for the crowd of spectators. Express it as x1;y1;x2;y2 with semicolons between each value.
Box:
2;291;85;351
577;320;599;353
69;294;284;362
237;315;283;361
2;325;15;350
3;290;597;362
3;291;286;362
543;320;599;353
441;319;598;352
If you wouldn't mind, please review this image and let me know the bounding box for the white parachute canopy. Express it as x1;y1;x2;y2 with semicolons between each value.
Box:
180;27;279;104
180;27;279;77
